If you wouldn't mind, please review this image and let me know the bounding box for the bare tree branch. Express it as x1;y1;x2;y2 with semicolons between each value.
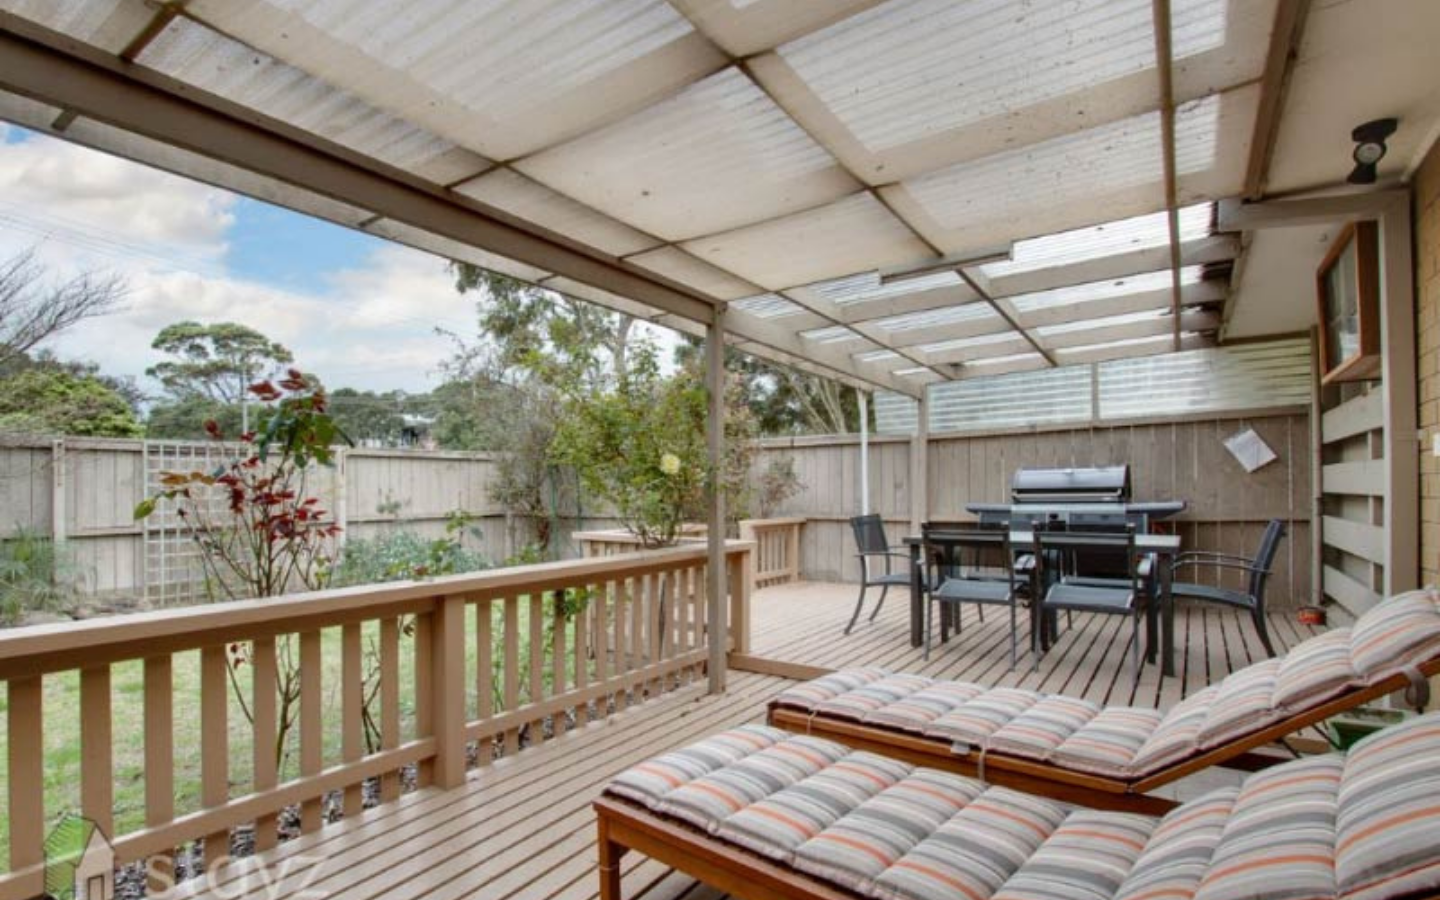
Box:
0;249;127;371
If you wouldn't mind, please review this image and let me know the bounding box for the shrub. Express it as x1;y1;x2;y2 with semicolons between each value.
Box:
332;512;489;587
0;528;80;625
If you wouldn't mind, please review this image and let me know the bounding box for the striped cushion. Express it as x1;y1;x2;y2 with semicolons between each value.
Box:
1193;755;1344;900
871;787;1068;900
925;688;1044;748
1196;659;1284;748
1115;789;1239;900
986;696;1103;761
606;725;785;807
1275;628;1359;709
815;673;934;721
658;735;850;833
1130;686;1218;775
772;668;891;710
992;810;1154;900
1336;714;1440;900
864;681;987;733
1051;707;1167;778
718;751;912;861
1350;589;1440;680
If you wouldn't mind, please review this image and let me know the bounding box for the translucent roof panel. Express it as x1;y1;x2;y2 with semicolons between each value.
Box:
767;0;1271;183
981;204;1213;279
185;0;726;160
454;169;658;259
626;247;758;301
1009;267;1204;314
731;293;807;320
682;192;931;290
809;269;962;306
887;92;1225;256
879;302;998;334
1098;338;1312;418
667;0;886;56
139;18;488;185
517;68;858;241
0;0;152;54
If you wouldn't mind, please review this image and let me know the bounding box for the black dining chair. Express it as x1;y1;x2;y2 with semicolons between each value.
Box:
1032;527;1148;679
843;514;911;634
921;524;1026;670
1169;519;1288;657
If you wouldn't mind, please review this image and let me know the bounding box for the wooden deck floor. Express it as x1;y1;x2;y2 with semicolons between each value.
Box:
191;585;1318;900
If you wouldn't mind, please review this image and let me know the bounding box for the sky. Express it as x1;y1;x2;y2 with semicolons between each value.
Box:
0;121;500;396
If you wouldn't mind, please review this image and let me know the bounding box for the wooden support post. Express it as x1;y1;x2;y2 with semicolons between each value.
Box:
1378;196;1418;595
706;303;728;695
431;594;467;789
909;391;929;533
728;548;751;655
50;438;66;544
859;390;870;516
8;676;43;872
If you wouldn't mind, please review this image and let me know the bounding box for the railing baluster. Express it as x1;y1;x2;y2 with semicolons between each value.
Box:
299;630;323;828
80;664;113;836
414;614;434;786
252;637;279;852
528;593;543;745
502;597;519;754
551;592;567;736
573;584;589;726
475;598;493;768
630;574;644;677
200;645;229;868
7;676;43;872
341;623;363;817
379;617;400;801
596;580;611;709
613;578;628;712
144;656;174;891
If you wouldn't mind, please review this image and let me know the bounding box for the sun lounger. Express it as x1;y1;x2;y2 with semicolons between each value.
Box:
595;711;1440;900
763;588;1440;812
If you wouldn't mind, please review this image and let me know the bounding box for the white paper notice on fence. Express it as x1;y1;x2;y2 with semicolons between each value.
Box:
1224;428;1277;473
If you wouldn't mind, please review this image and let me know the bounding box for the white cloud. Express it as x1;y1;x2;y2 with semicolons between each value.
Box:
0;126;472;395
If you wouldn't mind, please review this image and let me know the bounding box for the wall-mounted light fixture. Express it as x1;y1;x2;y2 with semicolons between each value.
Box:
1347;117;1398;185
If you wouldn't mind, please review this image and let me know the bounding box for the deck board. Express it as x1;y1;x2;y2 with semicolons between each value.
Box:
182;582;1316;900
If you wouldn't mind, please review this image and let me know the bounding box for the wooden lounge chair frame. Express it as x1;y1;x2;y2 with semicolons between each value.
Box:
596;795;860;900
766;656;1440;815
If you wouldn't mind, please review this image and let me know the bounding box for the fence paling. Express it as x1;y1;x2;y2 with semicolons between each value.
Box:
0;543;751;900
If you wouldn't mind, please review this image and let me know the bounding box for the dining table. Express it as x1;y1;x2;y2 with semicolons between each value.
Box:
904;530;1185;676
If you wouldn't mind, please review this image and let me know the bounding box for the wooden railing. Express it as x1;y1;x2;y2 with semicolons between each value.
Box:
0;542;752;900
737;518;804;588
577;519;803;591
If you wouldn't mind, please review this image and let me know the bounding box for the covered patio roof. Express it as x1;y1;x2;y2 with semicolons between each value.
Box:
0;1;1435;397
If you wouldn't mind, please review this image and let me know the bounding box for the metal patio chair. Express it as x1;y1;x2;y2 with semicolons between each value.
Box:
843;514;910;634
1033;527;1149;679
921;523;1026;670
1170;519;1288;657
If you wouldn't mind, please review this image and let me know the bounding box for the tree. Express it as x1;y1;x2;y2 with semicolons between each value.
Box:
0;367;143;437
147;321;294;432
675;338;866;435
0;250;127;374
146;396;244;441
328;388;409;446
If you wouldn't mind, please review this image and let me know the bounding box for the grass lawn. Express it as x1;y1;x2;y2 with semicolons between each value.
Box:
0;600;583;871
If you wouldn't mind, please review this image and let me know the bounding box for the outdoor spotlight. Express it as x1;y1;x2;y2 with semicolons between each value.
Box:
1347;117;1398;185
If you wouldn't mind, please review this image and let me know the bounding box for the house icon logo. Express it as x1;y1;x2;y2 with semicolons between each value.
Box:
44;814;115;900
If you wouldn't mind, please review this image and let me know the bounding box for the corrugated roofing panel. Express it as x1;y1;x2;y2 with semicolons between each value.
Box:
731;293;806;319
1098;338;1313;417
809;269;963;306
1010;267;1202;314
681;192;931;290
186;0;724;159
982;205;1212;279
626;247;757;301
877;302;997;334
454;169;658;258
517;68;858;241
779;0;1163;155
0;0;153;53
139;18;488;185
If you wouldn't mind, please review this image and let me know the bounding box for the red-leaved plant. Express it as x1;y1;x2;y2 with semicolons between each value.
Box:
136;371;353;767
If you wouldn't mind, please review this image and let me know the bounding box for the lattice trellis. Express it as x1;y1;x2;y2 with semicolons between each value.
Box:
141;439;246;605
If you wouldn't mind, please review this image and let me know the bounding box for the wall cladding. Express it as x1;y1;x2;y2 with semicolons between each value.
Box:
759;408;1314;609
1416;139;1440;588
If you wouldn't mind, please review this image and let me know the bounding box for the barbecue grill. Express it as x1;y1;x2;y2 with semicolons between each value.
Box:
968;465;1185;525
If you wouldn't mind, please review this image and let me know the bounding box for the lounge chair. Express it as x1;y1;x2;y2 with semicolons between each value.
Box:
596;710;1440;900
765;588;1440;812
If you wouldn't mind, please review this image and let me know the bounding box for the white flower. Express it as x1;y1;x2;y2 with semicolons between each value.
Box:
659;453;681;476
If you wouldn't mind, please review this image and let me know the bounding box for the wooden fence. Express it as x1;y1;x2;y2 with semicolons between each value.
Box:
0;542;752;898
756;407;1315;608
0;438;621;601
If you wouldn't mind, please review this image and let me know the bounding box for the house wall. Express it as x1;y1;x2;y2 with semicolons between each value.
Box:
1416;138;1440;587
